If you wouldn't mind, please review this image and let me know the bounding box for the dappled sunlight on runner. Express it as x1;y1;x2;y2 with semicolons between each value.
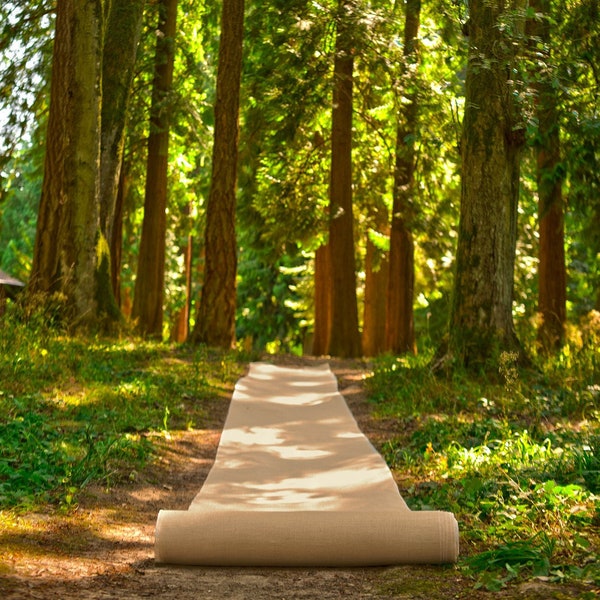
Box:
155;363;459;566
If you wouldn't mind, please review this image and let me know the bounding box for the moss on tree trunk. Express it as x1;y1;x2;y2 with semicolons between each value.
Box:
444;0;528;371
28;0;106;330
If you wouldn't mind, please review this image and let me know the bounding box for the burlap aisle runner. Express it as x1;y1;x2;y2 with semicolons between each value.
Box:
154;363;459;566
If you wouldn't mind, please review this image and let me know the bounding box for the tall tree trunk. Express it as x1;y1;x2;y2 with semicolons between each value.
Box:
363;232;389;357
29;0;72;298
312;243;332;355
327;0;362;358
528;0;567;352
132;0;178;337
443;0;527;370
386;205;415;354
385;0;420;356
190;0;245;348
100;0;145;246
182;233;193;339
111;163;129;307
171;212;193;343
28;0;105;329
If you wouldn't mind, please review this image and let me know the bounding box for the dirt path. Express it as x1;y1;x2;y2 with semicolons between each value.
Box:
0;359;584;599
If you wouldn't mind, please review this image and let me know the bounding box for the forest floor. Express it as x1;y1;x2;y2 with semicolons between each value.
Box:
0;357;593;599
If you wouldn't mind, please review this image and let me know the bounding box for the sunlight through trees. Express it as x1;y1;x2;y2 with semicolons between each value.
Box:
0;0;598;361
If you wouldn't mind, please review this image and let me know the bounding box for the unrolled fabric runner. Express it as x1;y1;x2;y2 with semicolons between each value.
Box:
154;362;459;566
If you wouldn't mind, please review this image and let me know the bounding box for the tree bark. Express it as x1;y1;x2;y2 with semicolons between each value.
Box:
171;224;193;343
132;0;178;337
312;243;332;355
29;0;72;298
528;0;567;352
386;209;415;354
327;0;362;358
385;0;420;355
111;163;129;307
444;0;527;370
28;0;105;329
100;0;146;246
363;233;389;357
190;0;245;348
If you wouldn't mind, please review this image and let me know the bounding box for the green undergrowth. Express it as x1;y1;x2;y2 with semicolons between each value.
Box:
367;346;600;593
3;309;599;595
0;314;247;510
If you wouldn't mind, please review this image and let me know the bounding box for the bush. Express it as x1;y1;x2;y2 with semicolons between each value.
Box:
0;318;244;509
367;344;600;591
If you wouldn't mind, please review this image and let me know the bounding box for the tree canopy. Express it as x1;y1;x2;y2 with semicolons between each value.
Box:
0;0;598;366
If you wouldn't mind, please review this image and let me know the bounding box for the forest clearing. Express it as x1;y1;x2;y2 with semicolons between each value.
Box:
1;0;599;597
0;327;598;598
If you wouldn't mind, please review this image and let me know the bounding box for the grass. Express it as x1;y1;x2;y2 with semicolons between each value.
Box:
0;313;248;510
367;343;600;593
2;308;599;594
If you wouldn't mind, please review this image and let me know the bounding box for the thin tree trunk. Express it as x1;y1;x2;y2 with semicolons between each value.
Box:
327;0;362;358
363;233;389;357
132;0;178;337
386;211;415;354
386;122;416;356
385;0;420;356
528;0;567;352
442;0;527;370
312;243;332;355
111;163;128;307
190;0;245;348
100;0;145;246
183;233;193;337
171;233;193;342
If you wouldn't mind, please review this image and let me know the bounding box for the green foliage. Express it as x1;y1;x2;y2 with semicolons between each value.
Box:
0;0;598;353
238;0;334;250
236;244;311;354
0;408;152;509
0;310;245;509
0;1;53;174
368;345;600;592
465;534;556;591
0;121;45;281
